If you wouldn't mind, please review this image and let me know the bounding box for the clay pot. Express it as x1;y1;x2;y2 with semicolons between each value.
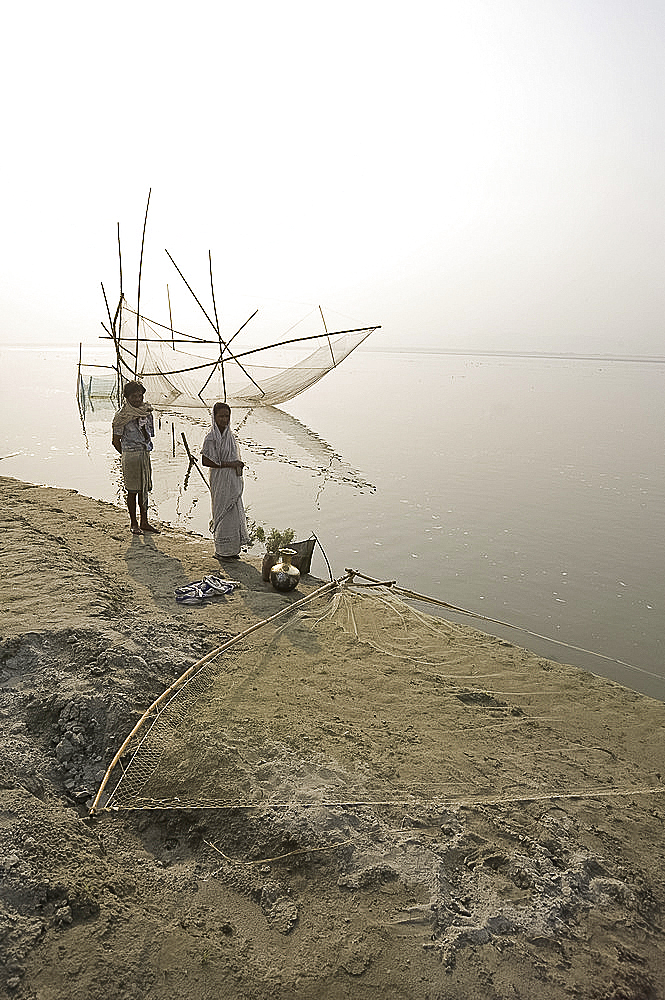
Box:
269;548;301;592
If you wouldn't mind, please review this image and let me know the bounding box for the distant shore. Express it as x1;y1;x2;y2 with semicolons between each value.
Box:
3;339;665;364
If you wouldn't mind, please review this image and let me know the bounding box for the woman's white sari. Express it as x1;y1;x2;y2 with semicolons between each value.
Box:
201;416;249;557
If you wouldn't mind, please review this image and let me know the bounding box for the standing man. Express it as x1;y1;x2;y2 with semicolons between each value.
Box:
112;380;161;535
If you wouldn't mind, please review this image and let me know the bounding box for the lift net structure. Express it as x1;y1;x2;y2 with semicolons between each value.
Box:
114;302;379;407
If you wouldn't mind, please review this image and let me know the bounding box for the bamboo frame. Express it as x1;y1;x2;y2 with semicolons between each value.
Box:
96;200;380;406
165;248;266;402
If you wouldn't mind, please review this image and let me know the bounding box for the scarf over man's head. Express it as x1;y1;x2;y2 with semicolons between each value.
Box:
112;399;154;434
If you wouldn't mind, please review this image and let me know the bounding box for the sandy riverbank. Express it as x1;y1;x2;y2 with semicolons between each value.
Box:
1;475;664;999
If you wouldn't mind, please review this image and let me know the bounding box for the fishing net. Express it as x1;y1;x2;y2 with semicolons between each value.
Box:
114;301;378;407
93;571;649;816
92;577;488;813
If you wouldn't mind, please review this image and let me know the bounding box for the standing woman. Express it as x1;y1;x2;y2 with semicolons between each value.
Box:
201;402;249;561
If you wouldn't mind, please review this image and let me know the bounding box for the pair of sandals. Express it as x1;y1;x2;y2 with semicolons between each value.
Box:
175;576;237;605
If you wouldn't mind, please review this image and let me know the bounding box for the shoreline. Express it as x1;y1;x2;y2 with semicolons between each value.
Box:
2;475;665;998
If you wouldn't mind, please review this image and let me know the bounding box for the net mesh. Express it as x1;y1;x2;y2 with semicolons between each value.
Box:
115;302;378;407
96;582;474;811
94;578;650;815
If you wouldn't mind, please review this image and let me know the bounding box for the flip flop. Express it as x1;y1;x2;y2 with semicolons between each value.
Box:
175;583;203;596
175;588;204;605
174;578;238;603
198;578;236;599
202;576;237;594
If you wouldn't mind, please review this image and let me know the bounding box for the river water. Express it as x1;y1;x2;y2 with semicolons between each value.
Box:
1;343;663;700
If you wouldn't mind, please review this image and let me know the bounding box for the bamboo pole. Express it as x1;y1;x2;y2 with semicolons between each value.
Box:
164;249;265;397
101;282;114;332
345;570;652;675
116;305;379;350
208;249;227;400
117;221;123;300
221;308;259;355
165;247;220;337
89;575;346;815
181;431;210;490
167;284;174;349
135;189;152;375
319;305;336;367
116;222;125;400
209;249;221;336
76;343;84;420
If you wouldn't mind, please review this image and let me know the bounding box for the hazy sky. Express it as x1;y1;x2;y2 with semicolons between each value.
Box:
1;0;664;354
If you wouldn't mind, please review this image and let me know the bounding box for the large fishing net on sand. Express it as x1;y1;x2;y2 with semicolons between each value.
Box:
92;572;657;815
92;575;474;812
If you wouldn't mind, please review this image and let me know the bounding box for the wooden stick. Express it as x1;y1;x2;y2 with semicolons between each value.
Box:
181;431;210;490
135;189;152;375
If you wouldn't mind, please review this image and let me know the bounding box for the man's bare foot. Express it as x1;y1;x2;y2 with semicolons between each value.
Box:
130;525;143;535
140;523;161;534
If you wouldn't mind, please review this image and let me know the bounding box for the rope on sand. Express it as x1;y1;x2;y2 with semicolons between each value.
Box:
346;569;661;681
100;785;665;813
203;837;353;866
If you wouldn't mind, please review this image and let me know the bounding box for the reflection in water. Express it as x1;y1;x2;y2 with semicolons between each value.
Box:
79;382;375;492
76;386;375;536
231;405;375;494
